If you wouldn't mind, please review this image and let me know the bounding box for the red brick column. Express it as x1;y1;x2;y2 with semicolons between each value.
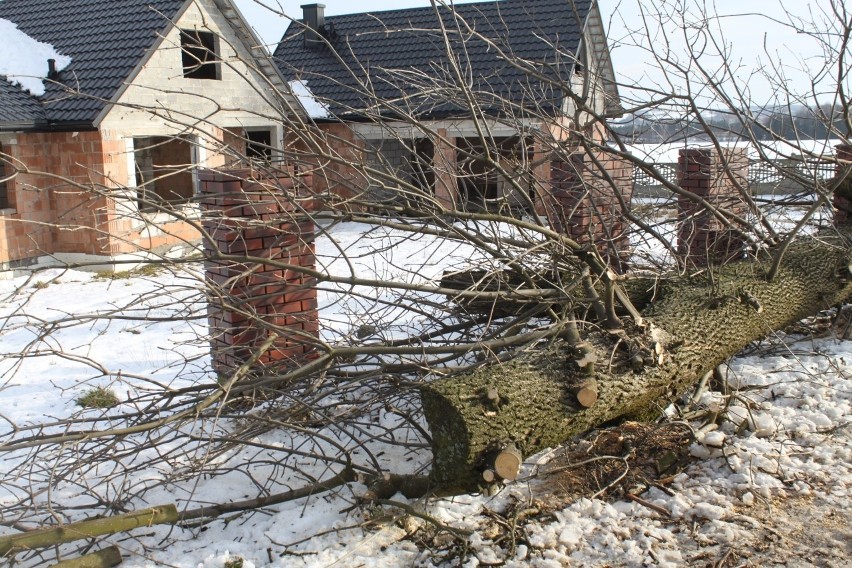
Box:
434;129;458;210
200;168;318;376
677;148;748;267
834;144;852;225
548;150;634;271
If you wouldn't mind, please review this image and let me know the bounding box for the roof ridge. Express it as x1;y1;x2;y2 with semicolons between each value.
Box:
321;0;511;20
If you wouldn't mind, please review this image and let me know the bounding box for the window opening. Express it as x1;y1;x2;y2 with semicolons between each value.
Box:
457;136;533;213
246;130;273;162
134;136;196;212
410;138;435;193
181;29;219;80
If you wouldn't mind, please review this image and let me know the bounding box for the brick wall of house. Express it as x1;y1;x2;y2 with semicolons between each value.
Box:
548;150;634;271
292;122;635;266
0;129;208;269
0;136;54;266
294;122;367;211
676;147;749;267
200;168;318;375
0;131;111;266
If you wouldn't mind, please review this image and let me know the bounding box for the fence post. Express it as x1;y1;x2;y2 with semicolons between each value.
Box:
199;168;318;378
677;148;748;267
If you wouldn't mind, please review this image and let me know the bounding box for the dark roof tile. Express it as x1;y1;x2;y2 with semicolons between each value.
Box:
274;0;592;119
0;80;46;124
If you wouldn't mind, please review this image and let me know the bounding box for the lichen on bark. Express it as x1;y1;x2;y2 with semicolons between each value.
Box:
421;231;852;492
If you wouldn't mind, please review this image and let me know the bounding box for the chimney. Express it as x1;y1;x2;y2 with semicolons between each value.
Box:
301;4;326;49
47;59;57;79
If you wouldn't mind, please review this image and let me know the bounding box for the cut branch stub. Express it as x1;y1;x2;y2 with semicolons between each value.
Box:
571;378;599;408
486;387;500;404
493;442;523;481
574;342;598;374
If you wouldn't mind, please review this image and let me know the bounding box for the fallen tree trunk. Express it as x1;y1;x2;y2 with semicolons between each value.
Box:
421;233;852;491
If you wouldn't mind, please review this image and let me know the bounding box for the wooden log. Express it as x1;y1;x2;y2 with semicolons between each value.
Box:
421;232;852;492
493;442;522;481
571;379;599;408
49;546;122;568
0;506;178;557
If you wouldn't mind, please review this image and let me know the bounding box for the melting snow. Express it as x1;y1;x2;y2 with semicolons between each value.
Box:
0;18;71;96
289;79;331;119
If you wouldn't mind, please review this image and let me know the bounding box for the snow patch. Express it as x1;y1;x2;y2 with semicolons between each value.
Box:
0;18;71;96
289;79;331;119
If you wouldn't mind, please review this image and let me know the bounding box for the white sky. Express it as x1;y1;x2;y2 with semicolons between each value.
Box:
233;0;844;107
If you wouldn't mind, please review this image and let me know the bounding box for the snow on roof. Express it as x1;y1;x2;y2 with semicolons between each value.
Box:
289;80;331;119
0;17;71;97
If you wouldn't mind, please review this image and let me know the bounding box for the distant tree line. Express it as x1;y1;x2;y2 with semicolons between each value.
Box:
610;103;848;145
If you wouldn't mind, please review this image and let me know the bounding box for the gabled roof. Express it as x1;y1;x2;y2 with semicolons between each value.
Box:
274;0;617;121
0;0;187;130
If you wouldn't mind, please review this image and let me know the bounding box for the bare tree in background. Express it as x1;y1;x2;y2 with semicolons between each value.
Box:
0;0;851;563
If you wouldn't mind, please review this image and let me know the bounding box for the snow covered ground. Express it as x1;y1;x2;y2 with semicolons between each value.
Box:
0;222;850;567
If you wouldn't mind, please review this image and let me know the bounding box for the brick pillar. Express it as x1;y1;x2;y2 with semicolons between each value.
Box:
676;148;748;267
531;141;552;218
433;128;457;210
548;150;634;271
200;168;318;376
834;144;852;225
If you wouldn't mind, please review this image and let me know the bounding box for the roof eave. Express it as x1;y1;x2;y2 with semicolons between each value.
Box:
0;120;97;133
585;1;623;117
210;0;307;118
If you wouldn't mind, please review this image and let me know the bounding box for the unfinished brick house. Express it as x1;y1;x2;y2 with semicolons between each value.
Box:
0;0;300;274
274;0;632;257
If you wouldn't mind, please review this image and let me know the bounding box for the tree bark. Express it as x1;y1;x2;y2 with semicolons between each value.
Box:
421;232;852;491
0;506;178;557
49;546;122;568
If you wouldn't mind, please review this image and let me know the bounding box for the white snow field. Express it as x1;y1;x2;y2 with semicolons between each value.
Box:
0;221;850;567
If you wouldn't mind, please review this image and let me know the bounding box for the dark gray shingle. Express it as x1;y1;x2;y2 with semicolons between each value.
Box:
0;80;46;125
274;0;592;119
